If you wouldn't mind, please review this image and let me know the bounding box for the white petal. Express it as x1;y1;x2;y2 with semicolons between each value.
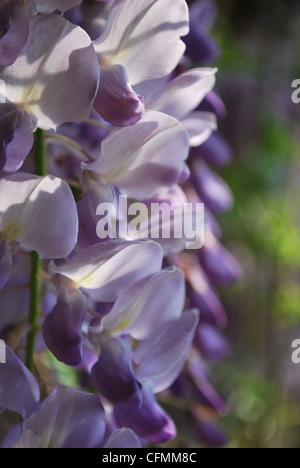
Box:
2;15;100;130
148;68;217;120
94;0;189;86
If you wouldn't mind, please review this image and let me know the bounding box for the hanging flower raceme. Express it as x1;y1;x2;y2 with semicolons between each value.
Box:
0;0;239;450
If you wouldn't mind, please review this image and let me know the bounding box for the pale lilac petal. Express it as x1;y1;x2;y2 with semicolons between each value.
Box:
148;68;216;120
191;160;234;214
77;184;115;249
135;310;199;393
0;242;12;290
101;268;185;340
84;111;190;200
94;65;144;127
0;2;29;67
2;386;106;448
114;384;176;444
49;240;163;302
104;429;141;449
182;111;217;147
42;287;87;366
0;346;40;419
2;15;100;130
91;338;142;411
196;421;228;447
0;173;78;259
34;0;83;13
94;0;189;86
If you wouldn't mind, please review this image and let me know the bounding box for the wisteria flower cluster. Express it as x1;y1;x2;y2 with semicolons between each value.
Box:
0;0;240;448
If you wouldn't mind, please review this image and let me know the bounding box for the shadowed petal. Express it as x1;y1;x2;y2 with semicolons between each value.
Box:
2;15;100;130
94;0;189;86
42;287;87;366
0;173;78;259
91;337;142;411
114;384;176;444
94;65;144;127
0;243;12;290
135;310;199;393
1;386;106;448
0;346;40;419
104;429;141;449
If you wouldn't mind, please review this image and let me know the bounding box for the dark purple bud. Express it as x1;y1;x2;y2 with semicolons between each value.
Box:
0;1;29;67
195;324;231;361
91;337;143;411
198;92;227;119
0;104;34;173
192;132;233;167
42;287;87;366
198;239;242;287
196;420;228;447
189;288;227;328
0;1;13;39
191;160;233;214
114;384;176;444
0;242;12;290
183;1;219;63
94;64;144;127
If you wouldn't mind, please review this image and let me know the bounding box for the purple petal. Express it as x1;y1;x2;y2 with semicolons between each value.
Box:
84;111;190;200
192;132;233;167
0;1;29;67
3;15;100;130
184;0;220;63
191;160;234;214
195;324;231;361
199;91;227;119
0;346;40;419
198;236;242;286
0;104;34;173
91;337;142;411
148;68;216;121
104;429;141;449
42;287;87;366
94;65;144;127
0;242;12;290
114;384;176;444
135;310;199;393
94;0;189;87
196;421;228;447
34;0;83;13
2;386;106;448
49;240;163;302
101;267;186;340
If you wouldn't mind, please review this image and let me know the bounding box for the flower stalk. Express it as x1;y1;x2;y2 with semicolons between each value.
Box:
25;128;46;371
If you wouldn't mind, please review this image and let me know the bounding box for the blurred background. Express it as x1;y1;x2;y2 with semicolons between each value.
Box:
208;0;300;448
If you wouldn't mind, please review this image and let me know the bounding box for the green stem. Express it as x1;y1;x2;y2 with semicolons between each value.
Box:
25;129;46;371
